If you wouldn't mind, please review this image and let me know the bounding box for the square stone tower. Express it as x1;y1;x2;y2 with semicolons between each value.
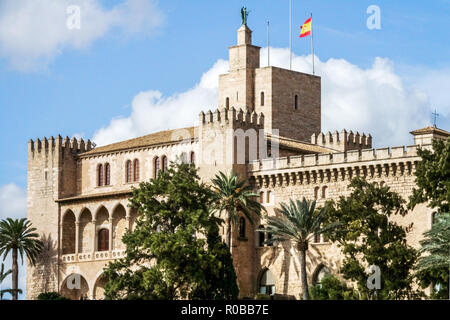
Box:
218;25;321;142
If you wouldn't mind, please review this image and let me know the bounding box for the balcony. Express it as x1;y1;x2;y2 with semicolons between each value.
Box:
61;249;126;263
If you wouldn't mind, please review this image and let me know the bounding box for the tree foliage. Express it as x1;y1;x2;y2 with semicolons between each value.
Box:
258;198;339;300
309;274;359;300
211;171;265;247
325;178;420;299
409;137;450;213
0;218;43;300
414;213;450;299
103;162;238;300
37;292;69;300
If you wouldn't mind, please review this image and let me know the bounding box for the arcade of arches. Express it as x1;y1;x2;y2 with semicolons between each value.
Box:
60;203;140;299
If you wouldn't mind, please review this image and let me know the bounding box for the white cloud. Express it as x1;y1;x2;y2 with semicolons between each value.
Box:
0;0;164;71
93;48;436;148
0;183;26;220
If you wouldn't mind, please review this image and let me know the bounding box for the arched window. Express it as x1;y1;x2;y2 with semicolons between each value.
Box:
180;152;187;164
314;186;320;200
261;92;265;106
259;191;264;203
226;97;230;108
133;159;140;182
239;217;246;239
259;270;275;295
313;265;331;286
104;163;110;186
97;228;109;251
294;95;299;110
314;233;321;243
98;164;104;186
431;212;438;226
258;225;265;247
266;191;272;204
154;157;160;178
322;186;328;199
125;160;132;183
162;156;168;172
190;152;195;165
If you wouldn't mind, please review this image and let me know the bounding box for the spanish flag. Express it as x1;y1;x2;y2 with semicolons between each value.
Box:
299;17;312;38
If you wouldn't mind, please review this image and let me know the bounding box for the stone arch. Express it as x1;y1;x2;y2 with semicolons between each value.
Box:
62;210;76;254
312;264;331;286
60;273;90;300
93;272;108;300
258;268;275;295
95;205;110;222
112;203;127;250
78;209;93;253
129;207;140;231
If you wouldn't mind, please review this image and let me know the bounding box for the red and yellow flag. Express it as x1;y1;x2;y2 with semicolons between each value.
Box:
299;17;312;38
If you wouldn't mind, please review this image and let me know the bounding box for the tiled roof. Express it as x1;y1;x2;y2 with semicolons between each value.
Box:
82;127;197;156
410;126;450;136
269;134;335;154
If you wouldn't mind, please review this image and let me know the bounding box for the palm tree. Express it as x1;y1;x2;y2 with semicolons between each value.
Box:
415;213;450;298
0;263;16;300
0;218;43;300
211;171;266;248
258;198;339;300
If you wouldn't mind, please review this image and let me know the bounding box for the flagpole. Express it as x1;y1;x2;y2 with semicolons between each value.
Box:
267;21;270;67
311;13;315;75
289;0;292;70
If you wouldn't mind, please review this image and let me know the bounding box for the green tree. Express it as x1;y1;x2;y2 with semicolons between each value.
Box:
258;198;339;300
103;162;238;300
415;213;450;299
0;218;43;300
325;178;419;299
211;171;266;248
409;137;450;214
37;292;69;300
309;274;359;300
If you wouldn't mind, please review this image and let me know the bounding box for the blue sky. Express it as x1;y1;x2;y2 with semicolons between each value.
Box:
0;0;449;298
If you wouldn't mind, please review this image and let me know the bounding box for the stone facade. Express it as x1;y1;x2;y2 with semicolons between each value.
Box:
26;24;449;300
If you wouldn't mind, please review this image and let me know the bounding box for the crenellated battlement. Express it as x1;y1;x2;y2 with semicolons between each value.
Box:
248;144;426;173
28;135;93;155
199;106;264;129
311;129;372;152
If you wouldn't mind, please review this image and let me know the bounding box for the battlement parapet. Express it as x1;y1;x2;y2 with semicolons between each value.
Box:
311;129;372;152
249;144;422;172
199;106;264;129
28;135;93;156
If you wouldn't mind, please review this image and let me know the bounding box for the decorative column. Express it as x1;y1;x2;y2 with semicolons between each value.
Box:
92;219;97;257
75;221;80;256
109;218;114;252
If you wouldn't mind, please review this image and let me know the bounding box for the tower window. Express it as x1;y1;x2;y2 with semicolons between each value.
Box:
154;157;161;178
294;95;299;110
239;217;246;238
125;160;132;183
105;163;110;186
226;97;230;109
133;159;140;182
322;186;328;199
190;151;195;165
98;164;104;186
261;92;265;106
162;156;168;172
258;225;265;247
